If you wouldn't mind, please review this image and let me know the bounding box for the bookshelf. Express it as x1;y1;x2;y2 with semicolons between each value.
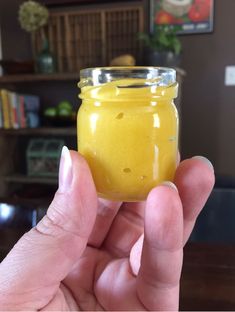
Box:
4;174;57;185
0;193;52;206
0;127;76;136
0;72;78;210
0;73;79;83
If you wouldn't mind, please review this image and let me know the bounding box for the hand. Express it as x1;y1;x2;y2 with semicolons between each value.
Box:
0;148;214;311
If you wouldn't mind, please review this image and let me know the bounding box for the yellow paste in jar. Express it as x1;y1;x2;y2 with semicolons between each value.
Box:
77;78;178;201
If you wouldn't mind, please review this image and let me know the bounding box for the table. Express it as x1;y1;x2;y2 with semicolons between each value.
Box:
1;242;235;310
180;243;235;310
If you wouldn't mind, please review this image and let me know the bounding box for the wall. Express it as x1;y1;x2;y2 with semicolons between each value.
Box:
0;0;31;60
181;0;235;177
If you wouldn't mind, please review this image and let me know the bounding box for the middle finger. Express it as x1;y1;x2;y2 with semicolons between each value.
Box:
88;198;122;247
103;201;145;257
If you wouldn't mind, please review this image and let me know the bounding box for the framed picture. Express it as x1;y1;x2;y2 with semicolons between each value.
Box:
150;0;214;34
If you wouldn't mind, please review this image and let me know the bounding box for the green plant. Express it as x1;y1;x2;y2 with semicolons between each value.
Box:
138;27;182;55
18;0;49;33
18;0;50;61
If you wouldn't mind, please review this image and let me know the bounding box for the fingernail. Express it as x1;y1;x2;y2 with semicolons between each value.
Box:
59;146;73;192
192;156;214;171
161;181;178;192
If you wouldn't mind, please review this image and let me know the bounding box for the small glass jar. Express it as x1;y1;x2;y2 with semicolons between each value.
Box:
77;67;178;202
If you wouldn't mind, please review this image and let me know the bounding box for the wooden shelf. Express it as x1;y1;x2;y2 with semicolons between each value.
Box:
0;73;79;83
4;174;58;185
0;127;76;136
0;196;51;207
0;69;185;84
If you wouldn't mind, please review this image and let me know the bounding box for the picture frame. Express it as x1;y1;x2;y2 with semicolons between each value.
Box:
150;0;214;34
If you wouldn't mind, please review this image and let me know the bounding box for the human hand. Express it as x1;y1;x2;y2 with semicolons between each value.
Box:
0;147;214;311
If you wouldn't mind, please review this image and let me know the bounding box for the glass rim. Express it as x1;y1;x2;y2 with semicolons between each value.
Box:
79;66;176;88
80;66;176;75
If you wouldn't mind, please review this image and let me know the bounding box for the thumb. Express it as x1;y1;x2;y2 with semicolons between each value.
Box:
0;147;98;309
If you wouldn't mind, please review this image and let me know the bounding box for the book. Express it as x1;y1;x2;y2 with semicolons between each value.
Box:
22;94;40;128
0;90;40;129
18;95;26;128
0;93;3;128
0;89;10;129
8;91;19;129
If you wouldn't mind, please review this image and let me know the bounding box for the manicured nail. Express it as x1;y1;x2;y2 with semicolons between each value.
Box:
59;146;73;192
162;181;178;192
192;156;214;171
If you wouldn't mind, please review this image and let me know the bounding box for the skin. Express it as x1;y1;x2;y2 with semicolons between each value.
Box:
0;151;215;311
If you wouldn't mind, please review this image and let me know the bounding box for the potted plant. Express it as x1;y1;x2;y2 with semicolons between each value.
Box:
138;27;182;67
18;0;56;73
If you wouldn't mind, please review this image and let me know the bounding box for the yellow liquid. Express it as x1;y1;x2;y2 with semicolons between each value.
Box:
77;79;178;202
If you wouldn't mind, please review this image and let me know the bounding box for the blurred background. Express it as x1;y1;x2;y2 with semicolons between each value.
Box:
0;0;235;310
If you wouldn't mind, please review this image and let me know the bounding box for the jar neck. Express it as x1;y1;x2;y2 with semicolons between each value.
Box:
79;67;176;87
79;80;178;102
78;67;178;102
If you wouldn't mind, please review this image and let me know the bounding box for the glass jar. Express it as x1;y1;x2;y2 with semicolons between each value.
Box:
77;67;178;202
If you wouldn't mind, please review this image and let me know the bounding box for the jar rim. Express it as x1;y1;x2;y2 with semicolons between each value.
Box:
79;66;176;88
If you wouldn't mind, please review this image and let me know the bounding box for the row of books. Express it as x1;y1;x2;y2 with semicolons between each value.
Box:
0;89;40;129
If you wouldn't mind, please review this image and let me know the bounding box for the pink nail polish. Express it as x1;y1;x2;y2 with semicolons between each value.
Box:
59;146;73;192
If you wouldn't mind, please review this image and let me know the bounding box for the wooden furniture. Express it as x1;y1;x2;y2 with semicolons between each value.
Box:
42;0;140;5
34;2;144;72
0;72;80;201
0;73;79;83
0;126;76;198
0;241;234;311
180;243;235;311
